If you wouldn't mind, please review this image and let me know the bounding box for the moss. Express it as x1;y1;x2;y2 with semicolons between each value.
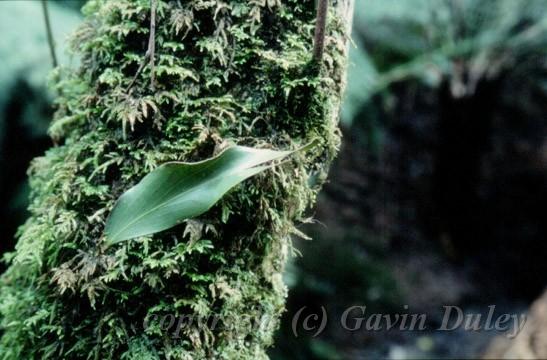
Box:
0;0;349;358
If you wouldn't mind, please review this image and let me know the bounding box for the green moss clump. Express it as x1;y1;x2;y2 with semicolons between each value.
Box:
0;0;349;358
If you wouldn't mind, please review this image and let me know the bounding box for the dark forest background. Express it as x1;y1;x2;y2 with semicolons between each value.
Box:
2;1;547;359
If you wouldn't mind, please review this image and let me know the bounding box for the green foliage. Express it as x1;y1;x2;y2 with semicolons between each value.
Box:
0;0;82;271
106;144;314;244
0;0;349;359
342;0;547;125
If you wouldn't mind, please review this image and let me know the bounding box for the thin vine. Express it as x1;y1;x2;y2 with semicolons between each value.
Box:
126;0;157;93
313;0;329;62
41;0;58;68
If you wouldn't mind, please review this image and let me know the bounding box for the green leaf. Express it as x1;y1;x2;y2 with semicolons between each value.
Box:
105;143;314;244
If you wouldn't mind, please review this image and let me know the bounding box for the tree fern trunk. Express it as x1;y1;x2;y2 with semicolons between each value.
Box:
0;0;353;358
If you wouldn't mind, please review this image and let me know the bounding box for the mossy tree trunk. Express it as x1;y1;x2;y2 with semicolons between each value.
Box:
0;0;353;358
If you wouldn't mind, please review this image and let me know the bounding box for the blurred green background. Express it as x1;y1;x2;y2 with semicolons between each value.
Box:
2;0;547;359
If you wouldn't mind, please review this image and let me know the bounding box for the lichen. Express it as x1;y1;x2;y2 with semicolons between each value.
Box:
0;0;349;358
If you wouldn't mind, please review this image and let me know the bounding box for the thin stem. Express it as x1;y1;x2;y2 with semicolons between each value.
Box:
41;0;58;68
313;0;329;63
126;54;150;93
126;0;157;93
149;0;157;90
